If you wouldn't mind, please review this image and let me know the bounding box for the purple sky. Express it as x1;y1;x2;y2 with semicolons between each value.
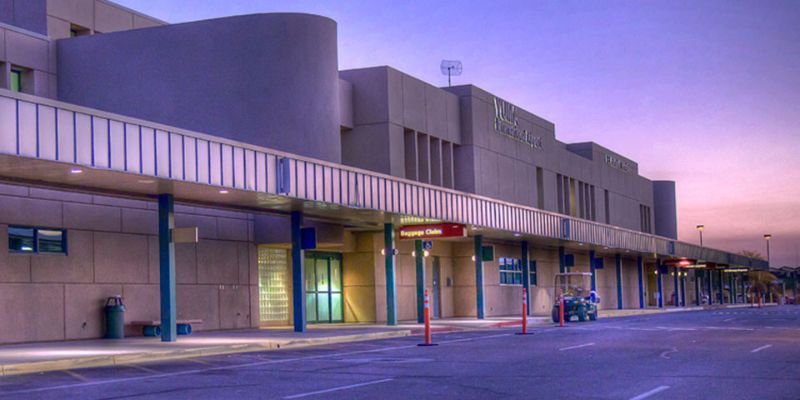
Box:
116;0;800;267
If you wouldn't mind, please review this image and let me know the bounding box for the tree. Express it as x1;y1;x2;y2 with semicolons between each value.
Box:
739;250;780;302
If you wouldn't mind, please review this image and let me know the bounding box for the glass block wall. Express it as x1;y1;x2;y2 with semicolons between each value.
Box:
258;247;289;323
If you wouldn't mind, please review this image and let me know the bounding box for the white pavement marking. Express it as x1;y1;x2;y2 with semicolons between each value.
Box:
751;344;772;353
283;378;394;399
2;331;508;395
723;318;735;322
559;342;595;351
629;385;670;400
659;347;678;359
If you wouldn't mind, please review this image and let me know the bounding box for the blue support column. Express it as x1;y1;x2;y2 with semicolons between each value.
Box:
680;273;686;306
673;267;679;307
615;254;623;310
706;270;713;305
558;246;566;273
158;194;176;342
291;211;306;332
730;274;736;304
384;223;397;325
637;256;644;309
589;250;597;293
521;241;531;315
695;270;701;306
415;239;425;323
474;235;484;319
718;270;724;304
657;263;664;308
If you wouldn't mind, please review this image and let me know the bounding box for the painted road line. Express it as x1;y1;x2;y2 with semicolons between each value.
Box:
2;331;507;395
629;385;670;400
751;344;772;353
61;370;89;383
723;318;735;322
659;347;678;360
559;342;595;351
283;378;394;399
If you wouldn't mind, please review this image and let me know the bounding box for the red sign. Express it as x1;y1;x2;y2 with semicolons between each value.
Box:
398;224;467;240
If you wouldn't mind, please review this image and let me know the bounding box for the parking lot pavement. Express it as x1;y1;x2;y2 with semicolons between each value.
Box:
1;306;798;400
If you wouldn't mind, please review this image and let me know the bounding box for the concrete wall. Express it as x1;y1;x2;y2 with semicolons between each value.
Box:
0;181;257;344
46;0;164;39
0;0;47;35
58;13;342;163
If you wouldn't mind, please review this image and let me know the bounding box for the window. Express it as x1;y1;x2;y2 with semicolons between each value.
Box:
640;205;652;233
8;226;67;254
10;69;22;93
556;174;564;213
536;167;544;209
70;24;91;37
604;189;611;224
499;257;537;286
499;257;522;285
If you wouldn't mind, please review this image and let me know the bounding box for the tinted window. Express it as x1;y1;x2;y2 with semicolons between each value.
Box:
8;227;35;252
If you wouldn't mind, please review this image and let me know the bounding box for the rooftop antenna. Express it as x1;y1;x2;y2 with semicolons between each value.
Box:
440;60;462;87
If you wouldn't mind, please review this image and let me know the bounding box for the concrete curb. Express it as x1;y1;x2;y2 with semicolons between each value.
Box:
0;330;412;377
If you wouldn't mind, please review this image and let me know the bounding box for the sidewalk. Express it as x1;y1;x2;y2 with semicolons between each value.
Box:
0;326;411;377
599;302;778;318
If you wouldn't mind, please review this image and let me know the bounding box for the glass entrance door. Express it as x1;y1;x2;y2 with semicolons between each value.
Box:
304;252;343;323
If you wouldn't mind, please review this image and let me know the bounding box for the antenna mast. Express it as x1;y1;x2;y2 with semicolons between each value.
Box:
440;60;463;87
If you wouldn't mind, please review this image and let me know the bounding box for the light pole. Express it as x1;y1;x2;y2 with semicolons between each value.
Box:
764;234;772;267
696;225;704;247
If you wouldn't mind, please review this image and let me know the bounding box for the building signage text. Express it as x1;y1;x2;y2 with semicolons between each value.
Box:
604;153;634;173
492;97;543;149
398;224;467;240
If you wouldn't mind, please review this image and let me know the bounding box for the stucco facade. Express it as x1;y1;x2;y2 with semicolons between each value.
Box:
0;0;760;345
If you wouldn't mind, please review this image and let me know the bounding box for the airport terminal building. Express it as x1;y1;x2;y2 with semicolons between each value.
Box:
0;0;766;343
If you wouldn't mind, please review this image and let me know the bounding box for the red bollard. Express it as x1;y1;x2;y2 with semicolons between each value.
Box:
516;288;532;335
418;289;437;346
559;289;565;327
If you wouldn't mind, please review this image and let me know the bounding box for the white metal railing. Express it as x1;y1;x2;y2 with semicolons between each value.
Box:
0;90;767;269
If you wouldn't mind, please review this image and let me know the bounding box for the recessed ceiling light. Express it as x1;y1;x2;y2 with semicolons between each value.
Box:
513;233;521;237
137;179;155;184
70;168;83;174
219;189;229;194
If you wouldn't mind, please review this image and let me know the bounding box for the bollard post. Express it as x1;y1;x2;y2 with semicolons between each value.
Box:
559;289;565;327
418;289;437;346
516;288;532;335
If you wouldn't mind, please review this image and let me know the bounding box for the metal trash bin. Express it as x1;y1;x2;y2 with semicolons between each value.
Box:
104;296;126;339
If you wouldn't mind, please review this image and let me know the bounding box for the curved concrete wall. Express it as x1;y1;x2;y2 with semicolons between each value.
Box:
57;13;341;163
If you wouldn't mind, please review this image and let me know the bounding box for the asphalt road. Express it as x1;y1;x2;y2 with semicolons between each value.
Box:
2;306;799;400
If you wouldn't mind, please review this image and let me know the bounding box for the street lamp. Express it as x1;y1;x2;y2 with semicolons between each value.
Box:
696;225;705;247
764;234;772;266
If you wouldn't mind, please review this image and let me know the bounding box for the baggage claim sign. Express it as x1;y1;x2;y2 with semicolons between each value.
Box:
493;97;543;149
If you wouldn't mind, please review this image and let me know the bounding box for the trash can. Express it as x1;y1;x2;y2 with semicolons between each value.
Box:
104;296;126;339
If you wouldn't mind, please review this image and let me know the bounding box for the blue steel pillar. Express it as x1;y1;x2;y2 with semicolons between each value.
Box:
673;267;679;307
657;263;664;308
706;270;713;305
415;239;425;323
680;272;686;306
637;256;644;309
521;241;531;315
474;235;485;319
589;250;597;293
695;270;701;306
558;246;566;273
158;194;177;342
384;223;397;325
615;254;623;310
718;270;725;304
731;274;736;304
291;211;306;332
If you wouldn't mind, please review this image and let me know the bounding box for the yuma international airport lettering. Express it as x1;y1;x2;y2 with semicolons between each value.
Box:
493;97;543;149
